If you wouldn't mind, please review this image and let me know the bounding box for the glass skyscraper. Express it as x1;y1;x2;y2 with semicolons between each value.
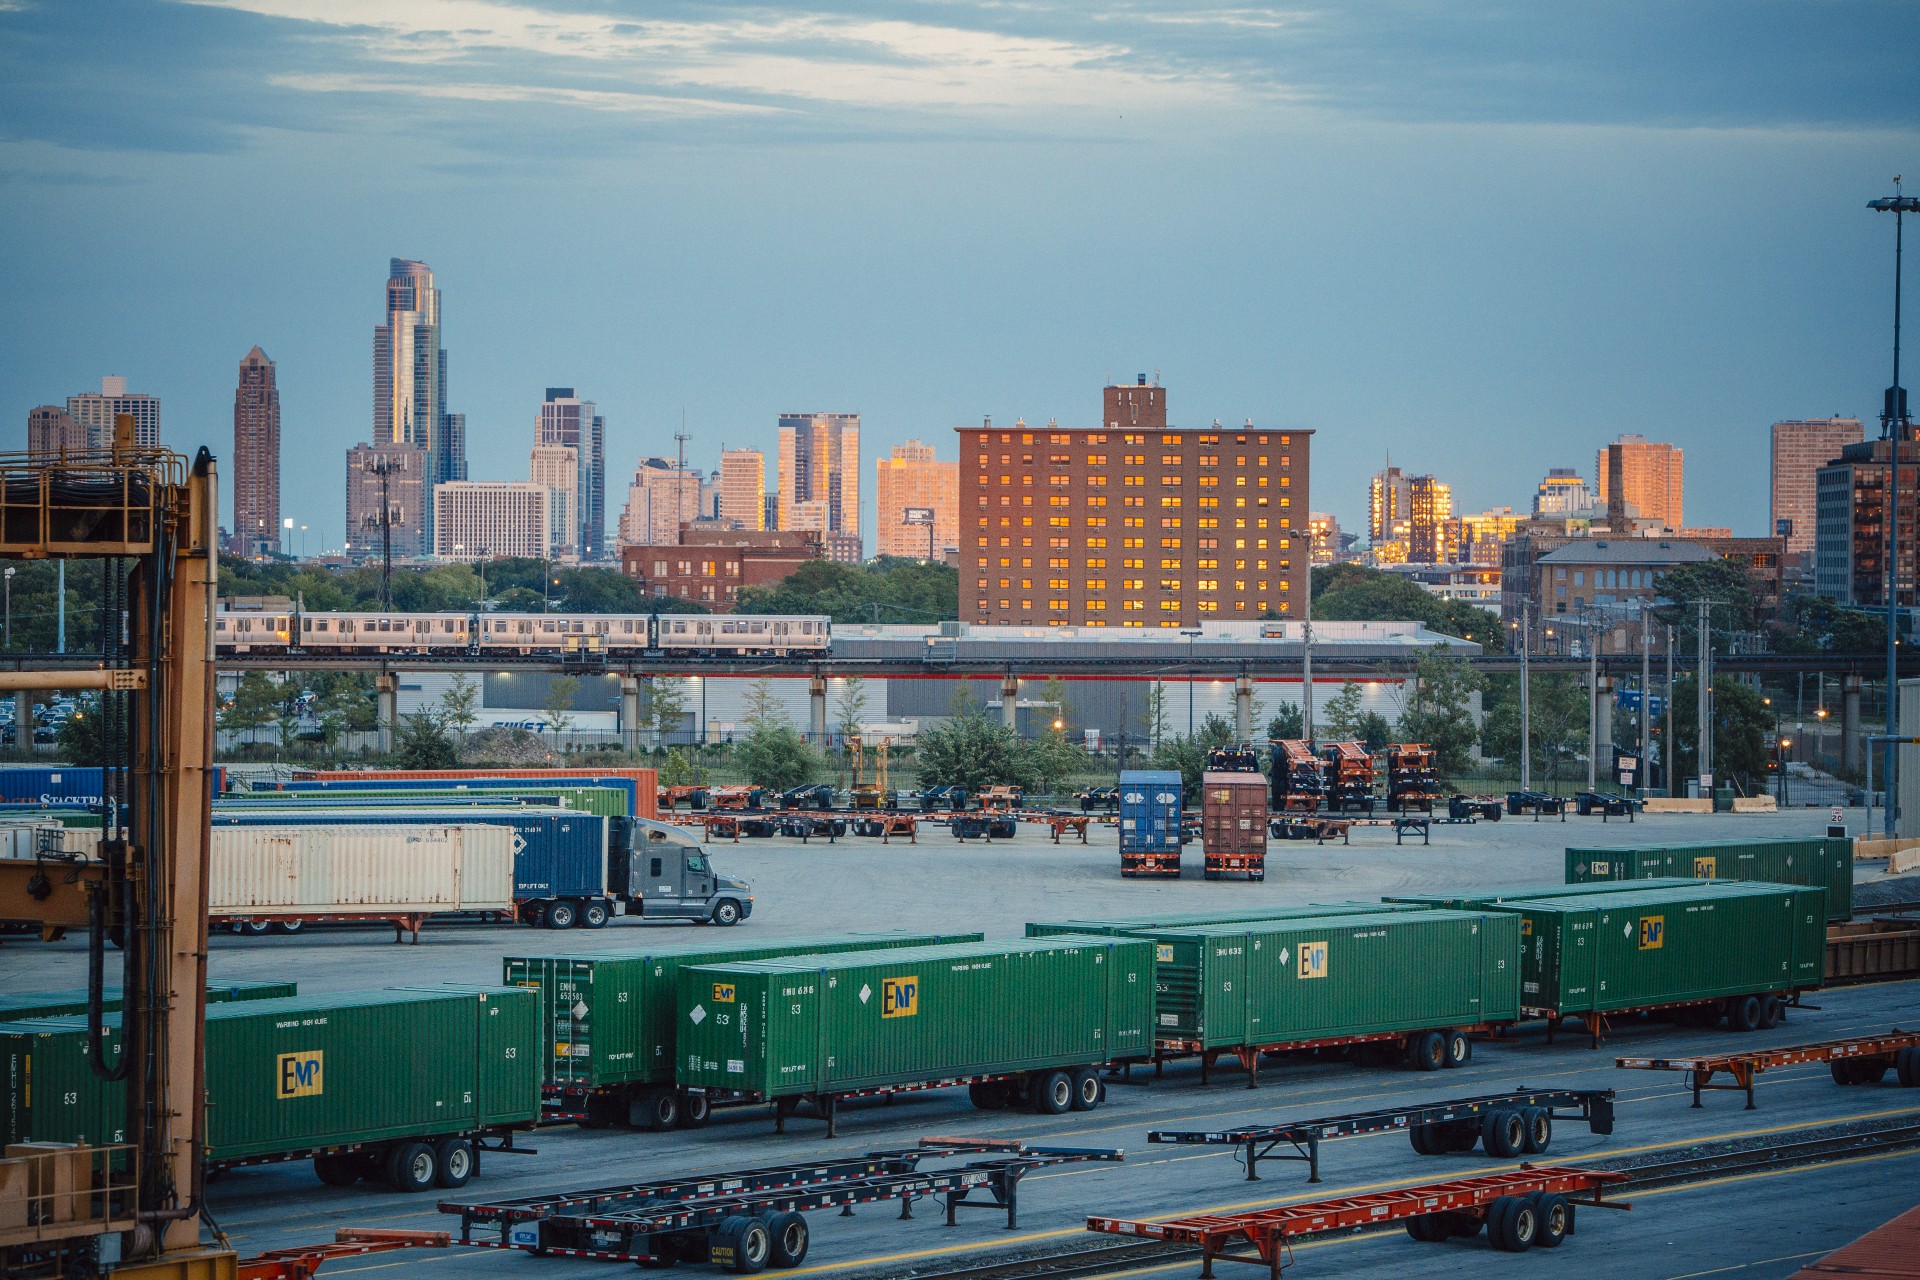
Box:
373;258;463;525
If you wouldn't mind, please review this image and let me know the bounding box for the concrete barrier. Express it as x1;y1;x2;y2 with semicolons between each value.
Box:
1731;796;1778;813
1854;835;1920;864
1642;798;1713;814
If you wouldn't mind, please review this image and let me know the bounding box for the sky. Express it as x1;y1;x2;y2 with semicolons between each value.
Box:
2;0;1917;552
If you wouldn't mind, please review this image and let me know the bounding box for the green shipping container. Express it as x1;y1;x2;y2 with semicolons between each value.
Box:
1499;882;1827;1017
1025;902;1434;939
0;988;541;1161
0;980;298;1022
678;937;1154;1100
1565;839;1854;922
231;785;630;818
1144;910;1521;1051
1383;878;1712;911
504;931;984;1093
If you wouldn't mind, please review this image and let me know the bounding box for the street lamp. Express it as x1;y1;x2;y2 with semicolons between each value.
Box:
1180;628;1203;735
1778;736;1792;805
1870;183;1918;837
1509;602;1531;791
2;566;12;650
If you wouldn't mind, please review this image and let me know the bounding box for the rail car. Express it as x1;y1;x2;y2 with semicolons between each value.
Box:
214;607;831;658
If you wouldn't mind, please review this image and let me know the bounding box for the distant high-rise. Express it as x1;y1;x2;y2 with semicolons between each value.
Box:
26;406;86;455
231;347;281;558
1772;417;1864;560
1103;375;1166;431
537;388;605;558
345;442;428;560
433;481;550;562
617;458;705;549
875;440;957;560
719;449;765;530
529;443;580;561
1533;467;1599;518
763;493;779;531
1369;465;1412;554
374;259;461;524
1596;434;1684;529
67;376;159;449
1408;475;1453;563
777;413;860;554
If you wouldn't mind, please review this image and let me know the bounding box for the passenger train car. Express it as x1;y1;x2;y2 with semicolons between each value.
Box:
215;608;831;658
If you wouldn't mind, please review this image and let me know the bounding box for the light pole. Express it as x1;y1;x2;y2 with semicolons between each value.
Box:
1510;601;1531;791
1778;735;1792;805
1181;628;1203;736
1869;183;1917;837
3;567;12;650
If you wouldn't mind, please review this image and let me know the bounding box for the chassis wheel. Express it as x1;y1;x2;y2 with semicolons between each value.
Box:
680;1090;713;1128
711;900;742;927
434;1138;474;1188
385;1141;437;1193
1482;1108;1525;1159
544;900;578;930
581;900;610;928
1408;1030;1446;1071
767;1211;809;1268
1069;1068;1103;1111
637;1087;681;1132
1032;1070;1074;1115
1443;1030;1472;1067
1520;1107;1552;1154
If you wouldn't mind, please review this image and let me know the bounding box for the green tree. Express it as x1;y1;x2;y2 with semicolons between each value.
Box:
440;675;480;736
1151;734;1209;797
219;672;284;742
1322;681;1365;741
542;676;581;737
1352;711;1394;753
1037;676;1072;732
836;676;870;739
1394;647;1485;778
1481;672;1588;787
647;677;689;746
1777;596;1885;654
491;585;544;612
1312;563;1502;648
1652;559;1757;647
735;557;958;623
916;702;1029;793
1266;703;1304;742
743;677;783;731
1021;727;1086;797
737;721;816;791
1143;683;1171;748
393;710;458;768
1671;674;1772;791
55;697;105;765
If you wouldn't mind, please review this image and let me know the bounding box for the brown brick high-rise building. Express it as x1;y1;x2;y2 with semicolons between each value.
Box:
1596;434;1684;529
232;346;281;558
960;380;1311;626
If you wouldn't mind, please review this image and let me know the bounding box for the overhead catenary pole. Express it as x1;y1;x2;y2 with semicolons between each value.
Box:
1869;183;1916;837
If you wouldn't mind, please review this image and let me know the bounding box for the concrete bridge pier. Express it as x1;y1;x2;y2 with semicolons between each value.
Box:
1235;675;1254;741
1002;675;1019;731
621;676;642;753
375;673;398;755
1843;674;1863;771
809;674;827;746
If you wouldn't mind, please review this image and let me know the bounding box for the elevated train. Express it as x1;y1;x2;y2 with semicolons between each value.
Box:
215;607;831;659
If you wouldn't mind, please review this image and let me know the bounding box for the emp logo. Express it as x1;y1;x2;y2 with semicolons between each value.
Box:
881;976;919;1018
276;1050;323;1099
1155;944;1174;963
1692;857;1717;878
1638;916;1665;950
711;983;737;1003
1297;941;1328;980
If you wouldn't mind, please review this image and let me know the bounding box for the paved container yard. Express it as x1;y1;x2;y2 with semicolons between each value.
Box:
4;805;1912;1279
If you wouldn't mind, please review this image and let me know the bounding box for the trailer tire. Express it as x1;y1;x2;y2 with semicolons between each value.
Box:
969;1081;1009;1110
1070;1068;1102;1111
433;1139;474;1188
545;900;578;930
385;1141;437;1193
313;1153;361;1187
1408;1123;1436;1156
767;1212;809;1268
1831;1058;1859;1085
1488;1194;1535;1252
581;900;610;929
711;1215;771;1274
1482;1109;1525;1159
1520;1107;1552;1154
680;1091;713;1128
1443;1030;1471;1068
1441;1210;1483;1238
273;920;303;934
1404;1214;1442;1242
1726;994;1763;1033
1032;1070;1075;1115
638;1088;682;1132
1442;1121;1480;1152
1531;1192;1569;1247
1761;995;1784;1028
711;900;743;927
1898;1047;1920;1087
1409;1031;1446;1072
243;920;273;936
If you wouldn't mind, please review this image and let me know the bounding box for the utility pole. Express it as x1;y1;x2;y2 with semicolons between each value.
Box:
1517;600;1532;791
1870;182;1917;837
364;457;395;610
1664;625;1675;796
1696;599;1714;791
1302;580;1314;748
1587;607;1600;792
1640;606;1652;800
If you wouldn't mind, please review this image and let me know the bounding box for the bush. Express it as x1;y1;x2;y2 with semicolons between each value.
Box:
460;726;553;767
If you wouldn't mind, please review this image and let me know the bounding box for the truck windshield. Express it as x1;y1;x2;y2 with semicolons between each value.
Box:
687;855;708;874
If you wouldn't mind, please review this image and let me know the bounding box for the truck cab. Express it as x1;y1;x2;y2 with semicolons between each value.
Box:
620;819;754;926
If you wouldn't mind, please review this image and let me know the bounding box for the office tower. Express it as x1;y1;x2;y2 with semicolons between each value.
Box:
763;494;779;531
1447;507;1526;567
344;442;428;560
719;449;766;530
229;347;281;558
1533;467;1599;518
1815;437;1920;606
777;412;860;554
616;458;704;549
1772;417;1864;560
67;376;159;448
1408;475;1453;563
433;481;551;561
373;258;462;523
875;440;958;560
537;388;605;558
960;384;1312;626
1369;465;1412;557
1596;434;1684;528
26;406;87;455
1307;511;1343;564
529;443;580;560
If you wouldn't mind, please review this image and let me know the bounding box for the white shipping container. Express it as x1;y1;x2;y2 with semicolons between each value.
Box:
208;824;516;916
0;822;67;860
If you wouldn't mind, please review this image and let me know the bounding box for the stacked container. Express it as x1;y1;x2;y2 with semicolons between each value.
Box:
1118;770;1183;878
1319;741;1377;812
1386;744;1439;812
1200;771;1267;881
1565;837;1853;922
1269;741;1326;813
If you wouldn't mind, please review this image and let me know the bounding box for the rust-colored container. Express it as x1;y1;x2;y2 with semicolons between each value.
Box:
1200;771;1267;881
308;768;659;819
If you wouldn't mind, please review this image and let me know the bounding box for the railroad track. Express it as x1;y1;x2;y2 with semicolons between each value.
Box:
890;1122;1920;1280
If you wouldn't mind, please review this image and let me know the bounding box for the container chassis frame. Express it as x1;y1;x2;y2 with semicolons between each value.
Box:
1617;1027;1920;1109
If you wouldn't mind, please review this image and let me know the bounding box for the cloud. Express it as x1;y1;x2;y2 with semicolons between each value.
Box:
270;72;784;118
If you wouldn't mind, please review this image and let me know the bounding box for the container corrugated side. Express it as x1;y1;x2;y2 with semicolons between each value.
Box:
266;777;638;817
1383;878;1711;910
208;825;516;915
1200;772;1267;857
0;980;297;1022
677;937;1153;1098
505;930;985;1090
1508;881;1826;1016
1144;910;1519;1050
0;767;106;806
244;784;632;819
307;768;660;819
1118;770;1183;854
1566;840;1853;922
0;1018;126;1147
1026;901;1436;938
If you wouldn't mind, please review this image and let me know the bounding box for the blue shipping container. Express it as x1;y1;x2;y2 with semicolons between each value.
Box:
1119;770;1183;851
210;807;610;901
0;768;106;806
